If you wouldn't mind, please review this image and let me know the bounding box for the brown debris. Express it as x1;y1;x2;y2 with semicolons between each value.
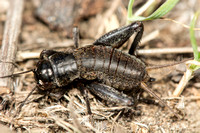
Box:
35;0;105;37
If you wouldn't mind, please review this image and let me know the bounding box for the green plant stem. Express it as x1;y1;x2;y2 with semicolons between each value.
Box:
190;11;200;61
127;0;135;23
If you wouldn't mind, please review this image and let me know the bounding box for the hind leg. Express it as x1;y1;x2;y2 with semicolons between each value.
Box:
87;82;137;106
93;22;144;55
73;26;79;48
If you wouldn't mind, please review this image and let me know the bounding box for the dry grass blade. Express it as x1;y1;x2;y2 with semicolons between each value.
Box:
53;117;80;133
68;97;87;133
0;0;24;92
162;17;200;31
173;60;200;97
111;110;122;132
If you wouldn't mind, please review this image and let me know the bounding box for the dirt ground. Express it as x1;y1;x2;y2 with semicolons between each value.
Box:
0;0;200;132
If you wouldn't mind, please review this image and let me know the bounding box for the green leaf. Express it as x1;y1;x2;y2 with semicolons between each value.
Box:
190;11;200;61
127;0;135;20
128;0;179;21
189;11;200;71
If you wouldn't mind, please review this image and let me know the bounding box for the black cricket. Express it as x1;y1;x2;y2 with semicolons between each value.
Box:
1;22;178;117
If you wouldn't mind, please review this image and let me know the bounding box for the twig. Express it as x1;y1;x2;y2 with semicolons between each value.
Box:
0;0;24;92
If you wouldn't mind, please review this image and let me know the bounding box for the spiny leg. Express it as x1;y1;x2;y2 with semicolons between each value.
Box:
73;26;79;48
87;82;137;106
93;22;143;54
13;86;37;117
80;85;92;115
128;22;143;55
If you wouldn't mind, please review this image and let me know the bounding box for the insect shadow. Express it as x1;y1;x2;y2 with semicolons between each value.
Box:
0;22;180;118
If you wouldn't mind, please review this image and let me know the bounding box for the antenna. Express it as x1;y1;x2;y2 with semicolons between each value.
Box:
146;58;193;70
0;69;34;78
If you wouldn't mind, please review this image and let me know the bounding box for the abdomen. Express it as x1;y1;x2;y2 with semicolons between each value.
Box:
74;45;149;90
